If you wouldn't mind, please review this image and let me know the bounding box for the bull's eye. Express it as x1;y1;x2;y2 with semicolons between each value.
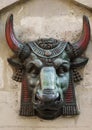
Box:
31;68;40;77
26;63;40;77
56;65;69;76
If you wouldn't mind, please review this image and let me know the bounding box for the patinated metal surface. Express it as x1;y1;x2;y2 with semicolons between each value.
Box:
5;14;90;119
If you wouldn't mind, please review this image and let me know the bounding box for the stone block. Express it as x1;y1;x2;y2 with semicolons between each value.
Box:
0;0;20;11
33;128;92;130
0;0;92;129
0;128;32;130
0;58;4;89
74;0;92;10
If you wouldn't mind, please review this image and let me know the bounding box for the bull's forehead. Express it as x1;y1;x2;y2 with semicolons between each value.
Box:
41;67;56;74
24;50;70;67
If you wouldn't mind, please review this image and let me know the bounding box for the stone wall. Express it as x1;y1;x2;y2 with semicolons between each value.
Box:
0;0;92;130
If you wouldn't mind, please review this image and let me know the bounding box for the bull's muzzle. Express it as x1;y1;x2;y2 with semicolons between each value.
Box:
36;67;60;102
33;67;63;105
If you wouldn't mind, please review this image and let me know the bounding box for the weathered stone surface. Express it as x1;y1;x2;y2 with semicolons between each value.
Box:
0;0;20;11
74;0;92;10
0;128;91;130
19;16;81;41
0;58;4;89
0;0;92;130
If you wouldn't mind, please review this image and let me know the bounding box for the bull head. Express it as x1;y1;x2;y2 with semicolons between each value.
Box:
6;14;90;119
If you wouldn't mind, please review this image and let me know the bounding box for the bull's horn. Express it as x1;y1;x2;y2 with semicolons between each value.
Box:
5;14;31;60
5;14;23;53
71;15;90;59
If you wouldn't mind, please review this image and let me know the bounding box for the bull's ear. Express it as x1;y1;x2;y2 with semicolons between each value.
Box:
7;58;23;68
71;57;88;68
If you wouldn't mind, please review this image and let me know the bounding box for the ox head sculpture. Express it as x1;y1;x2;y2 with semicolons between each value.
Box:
5;14;90;119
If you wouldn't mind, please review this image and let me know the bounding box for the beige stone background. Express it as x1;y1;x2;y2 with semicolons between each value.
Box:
0;0;92;130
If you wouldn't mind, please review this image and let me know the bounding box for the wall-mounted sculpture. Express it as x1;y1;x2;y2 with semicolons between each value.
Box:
5;14;90;119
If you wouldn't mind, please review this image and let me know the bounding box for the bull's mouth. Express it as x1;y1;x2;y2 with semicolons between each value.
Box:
32;94;63;119
36;108;62;119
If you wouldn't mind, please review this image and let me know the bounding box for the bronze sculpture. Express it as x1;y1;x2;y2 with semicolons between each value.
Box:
5;14;90;119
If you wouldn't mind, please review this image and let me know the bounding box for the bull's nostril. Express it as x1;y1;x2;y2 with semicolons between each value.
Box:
55;93;60;101
35;95;39;101
35;89;61;103
35;92;42;101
